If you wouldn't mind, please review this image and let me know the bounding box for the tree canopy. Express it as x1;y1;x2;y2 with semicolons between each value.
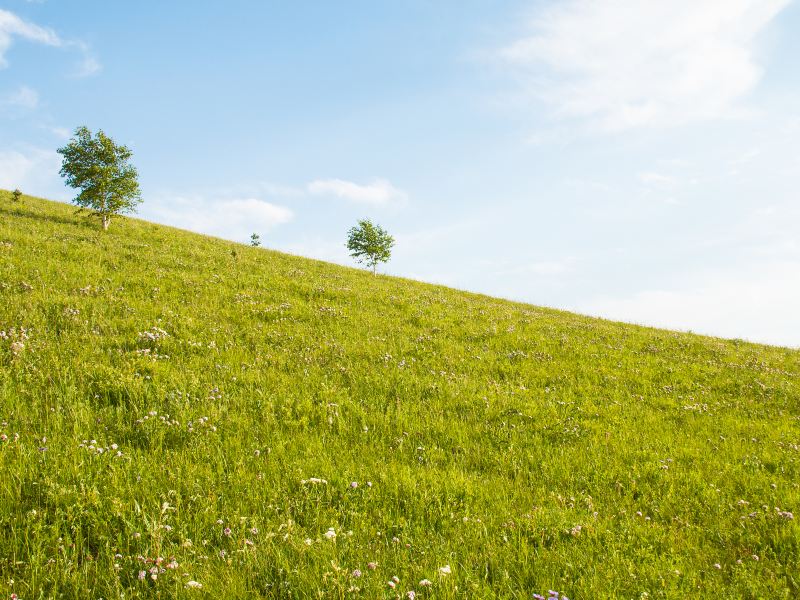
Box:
346;219;395;275
58;126;141;230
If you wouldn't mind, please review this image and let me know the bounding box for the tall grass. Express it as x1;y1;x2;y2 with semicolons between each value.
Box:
0;192;798;598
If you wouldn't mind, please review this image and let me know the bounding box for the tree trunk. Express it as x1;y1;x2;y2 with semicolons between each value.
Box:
372;264;377;276
102;215;110;230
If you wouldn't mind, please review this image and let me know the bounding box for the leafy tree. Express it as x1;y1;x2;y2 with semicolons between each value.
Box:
11;189;22;202
346;219;394;275
58;126;142;230
250;233;261;247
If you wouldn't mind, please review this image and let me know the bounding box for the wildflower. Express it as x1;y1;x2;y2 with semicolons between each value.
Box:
387;581;396;589
137;570;146;580
250;527;259;535
302;477;328;485
392;576;400;584
185;581;203;589
367;562;378;570
713;563;721;570
245;539;254;546
407;592;416;599
419;579;432;586
752;555;759;561
223;527;232;537
166;559;179;570
352;569;362;578
350;481;358;489
324;528;336;540
304;538;313;546
438;565;452;575
216;519;224;525
253;449;261;457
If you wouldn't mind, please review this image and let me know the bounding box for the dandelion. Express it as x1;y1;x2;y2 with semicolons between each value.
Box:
438;565;452;575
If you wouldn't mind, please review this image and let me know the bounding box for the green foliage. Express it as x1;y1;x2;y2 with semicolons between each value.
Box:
346;219;394;275
0;193;799;599
11;189;22;203
57;126;142;231
250;233;261;247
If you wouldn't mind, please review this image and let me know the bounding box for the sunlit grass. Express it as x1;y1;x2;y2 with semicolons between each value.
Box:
1;192;798;598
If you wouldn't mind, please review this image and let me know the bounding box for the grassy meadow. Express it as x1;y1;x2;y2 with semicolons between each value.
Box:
1;192;798;599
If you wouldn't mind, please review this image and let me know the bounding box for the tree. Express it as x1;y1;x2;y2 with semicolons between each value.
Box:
346;219;395;275
250;233;261;247
57;126;141;230
11;189;21;202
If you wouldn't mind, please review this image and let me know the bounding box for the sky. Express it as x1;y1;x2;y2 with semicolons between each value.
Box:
1;0;799;348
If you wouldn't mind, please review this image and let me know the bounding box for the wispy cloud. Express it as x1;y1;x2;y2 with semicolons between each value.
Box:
0;8;60;67
142;195;293;242
307;178;408;206
0;146;63;197
500;0;790;131
0;9;99;76
1;84;39;111
582;261;800;347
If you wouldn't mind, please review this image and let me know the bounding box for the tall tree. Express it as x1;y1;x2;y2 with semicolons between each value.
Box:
346;219;395;275
58;126;142;230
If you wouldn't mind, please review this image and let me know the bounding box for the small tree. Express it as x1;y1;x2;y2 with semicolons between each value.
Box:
250;233;261;247
11;189;22;202
58;126;142;230
346;219;394;275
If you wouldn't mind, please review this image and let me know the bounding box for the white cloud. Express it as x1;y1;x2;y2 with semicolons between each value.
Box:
0;147;63;196
582;261;800;348
0;10;99;76
0;8;60;68
307;178;408;206
638;172;676;186
69;41;101;77
143;195;293;242
501;0;790;131
1;84;38;110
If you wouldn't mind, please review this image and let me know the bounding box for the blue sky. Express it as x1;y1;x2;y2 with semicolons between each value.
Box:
2;0;800;347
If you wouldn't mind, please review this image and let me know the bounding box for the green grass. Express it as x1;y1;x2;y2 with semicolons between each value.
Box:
1;191;798;599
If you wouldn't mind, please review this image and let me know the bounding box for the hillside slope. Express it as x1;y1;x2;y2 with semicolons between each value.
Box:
1;193;798;599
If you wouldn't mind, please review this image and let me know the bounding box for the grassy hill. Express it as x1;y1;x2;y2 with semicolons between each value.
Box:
1;192;798;599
